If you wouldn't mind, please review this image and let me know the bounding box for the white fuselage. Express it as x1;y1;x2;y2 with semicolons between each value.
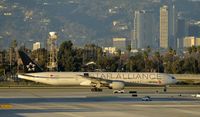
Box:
18;72;176;86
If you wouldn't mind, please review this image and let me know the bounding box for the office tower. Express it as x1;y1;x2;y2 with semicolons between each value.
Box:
177;18;187;49
160;2;177;49
131;30;137;49
133;10;156;49
171;4;177;49
160;5;169;49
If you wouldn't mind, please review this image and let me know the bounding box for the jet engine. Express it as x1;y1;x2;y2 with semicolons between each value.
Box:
109;82;125;90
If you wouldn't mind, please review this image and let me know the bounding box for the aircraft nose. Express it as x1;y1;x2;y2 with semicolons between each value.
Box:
170;76;177;84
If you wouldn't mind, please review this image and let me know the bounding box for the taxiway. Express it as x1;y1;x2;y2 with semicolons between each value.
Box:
0;87;199;117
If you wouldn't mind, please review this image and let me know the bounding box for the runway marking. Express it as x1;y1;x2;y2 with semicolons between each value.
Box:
12;104;47;110
0;104;13;109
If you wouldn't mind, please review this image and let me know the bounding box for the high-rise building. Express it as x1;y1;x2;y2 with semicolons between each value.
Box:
131;30;137;49
133;10;156;49
160;2;177;49
177;18;187;49
160;5;169;49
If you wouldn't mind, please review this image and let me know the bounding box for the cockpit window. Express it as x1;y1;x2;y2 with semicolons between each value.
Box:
171;77;175;79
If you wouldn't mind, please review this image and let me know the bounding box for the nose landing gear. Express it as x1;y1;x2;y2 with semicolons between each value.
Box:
164;85;168;92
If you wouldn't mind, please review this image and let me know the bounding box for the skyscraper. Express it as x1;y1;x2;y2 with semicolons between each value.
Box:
133;10;156;49
170;4;177;49
160;5;169;49
160;2;177;49
177;18;187;49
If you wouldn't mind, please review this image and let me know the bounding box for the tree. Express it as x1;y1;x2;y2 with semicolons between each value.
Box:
187;47;192;54
162;48;177;73
58;41;74;71
126;45;131;52
73;48;84;71
197;46;200;53
171;59;184;74
126;56;137;72
31;48;48;71
116;49;121;57
183;56;199;74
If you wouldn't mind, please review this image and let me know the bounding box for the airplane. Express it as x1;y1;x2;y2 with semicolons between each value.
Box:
17;50;177;92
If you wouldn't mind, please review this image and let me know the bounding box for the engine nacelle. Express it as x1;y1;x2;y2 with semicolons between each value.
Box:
109;82;125;90
80;80;92;86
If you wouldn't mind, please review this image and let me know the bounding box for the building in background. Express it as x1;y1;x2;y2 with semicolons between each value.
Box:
160;2;177;49
103;47;117;55
183;36;195;48
133;10;156;49
113;38;129;52
177;18;187;50
0;51;6;67
32;42;41;51
160;5;169;49
195;38;200;46
131;30;137;49
188;22;200;37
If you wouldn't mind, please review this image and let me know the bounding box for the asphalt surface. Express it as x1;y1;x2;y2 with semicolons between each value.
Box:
0;87;200;117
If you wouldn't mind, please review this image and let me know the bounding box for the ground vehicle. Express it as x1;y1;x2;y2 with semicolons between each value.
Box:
191;94;200;98
142;96;152;101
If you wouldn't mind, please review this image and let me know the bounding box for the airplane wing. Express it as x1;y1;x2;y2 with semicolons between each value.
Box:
79;74;126;90
79;75;112;86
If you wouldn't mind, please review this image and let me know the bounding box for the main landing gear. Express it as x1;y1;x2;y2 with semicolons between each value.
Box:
163;85;168;92
91;87;103;92
113;90;125;94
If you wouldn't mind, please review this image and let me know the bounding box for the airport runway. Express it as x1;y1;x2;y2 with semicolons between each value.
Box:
0;87;200;117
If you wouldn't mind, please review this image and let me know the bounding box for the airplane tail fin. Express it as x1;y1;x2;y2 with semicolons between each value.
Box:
18;50;43;73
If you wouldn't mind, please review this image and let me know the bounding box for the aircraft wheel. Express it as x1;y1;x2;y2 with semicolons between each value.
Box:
164;86;167;92
91;88;102;92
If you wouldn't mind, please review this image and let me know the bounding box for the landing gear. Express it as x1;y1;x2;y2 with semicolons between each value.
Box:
91;87;103;92
113;90;125;94
163;85;168;92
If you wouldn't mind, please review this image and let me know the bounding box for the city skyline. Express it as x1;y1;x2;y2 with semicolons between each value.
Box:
0;0;200;53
